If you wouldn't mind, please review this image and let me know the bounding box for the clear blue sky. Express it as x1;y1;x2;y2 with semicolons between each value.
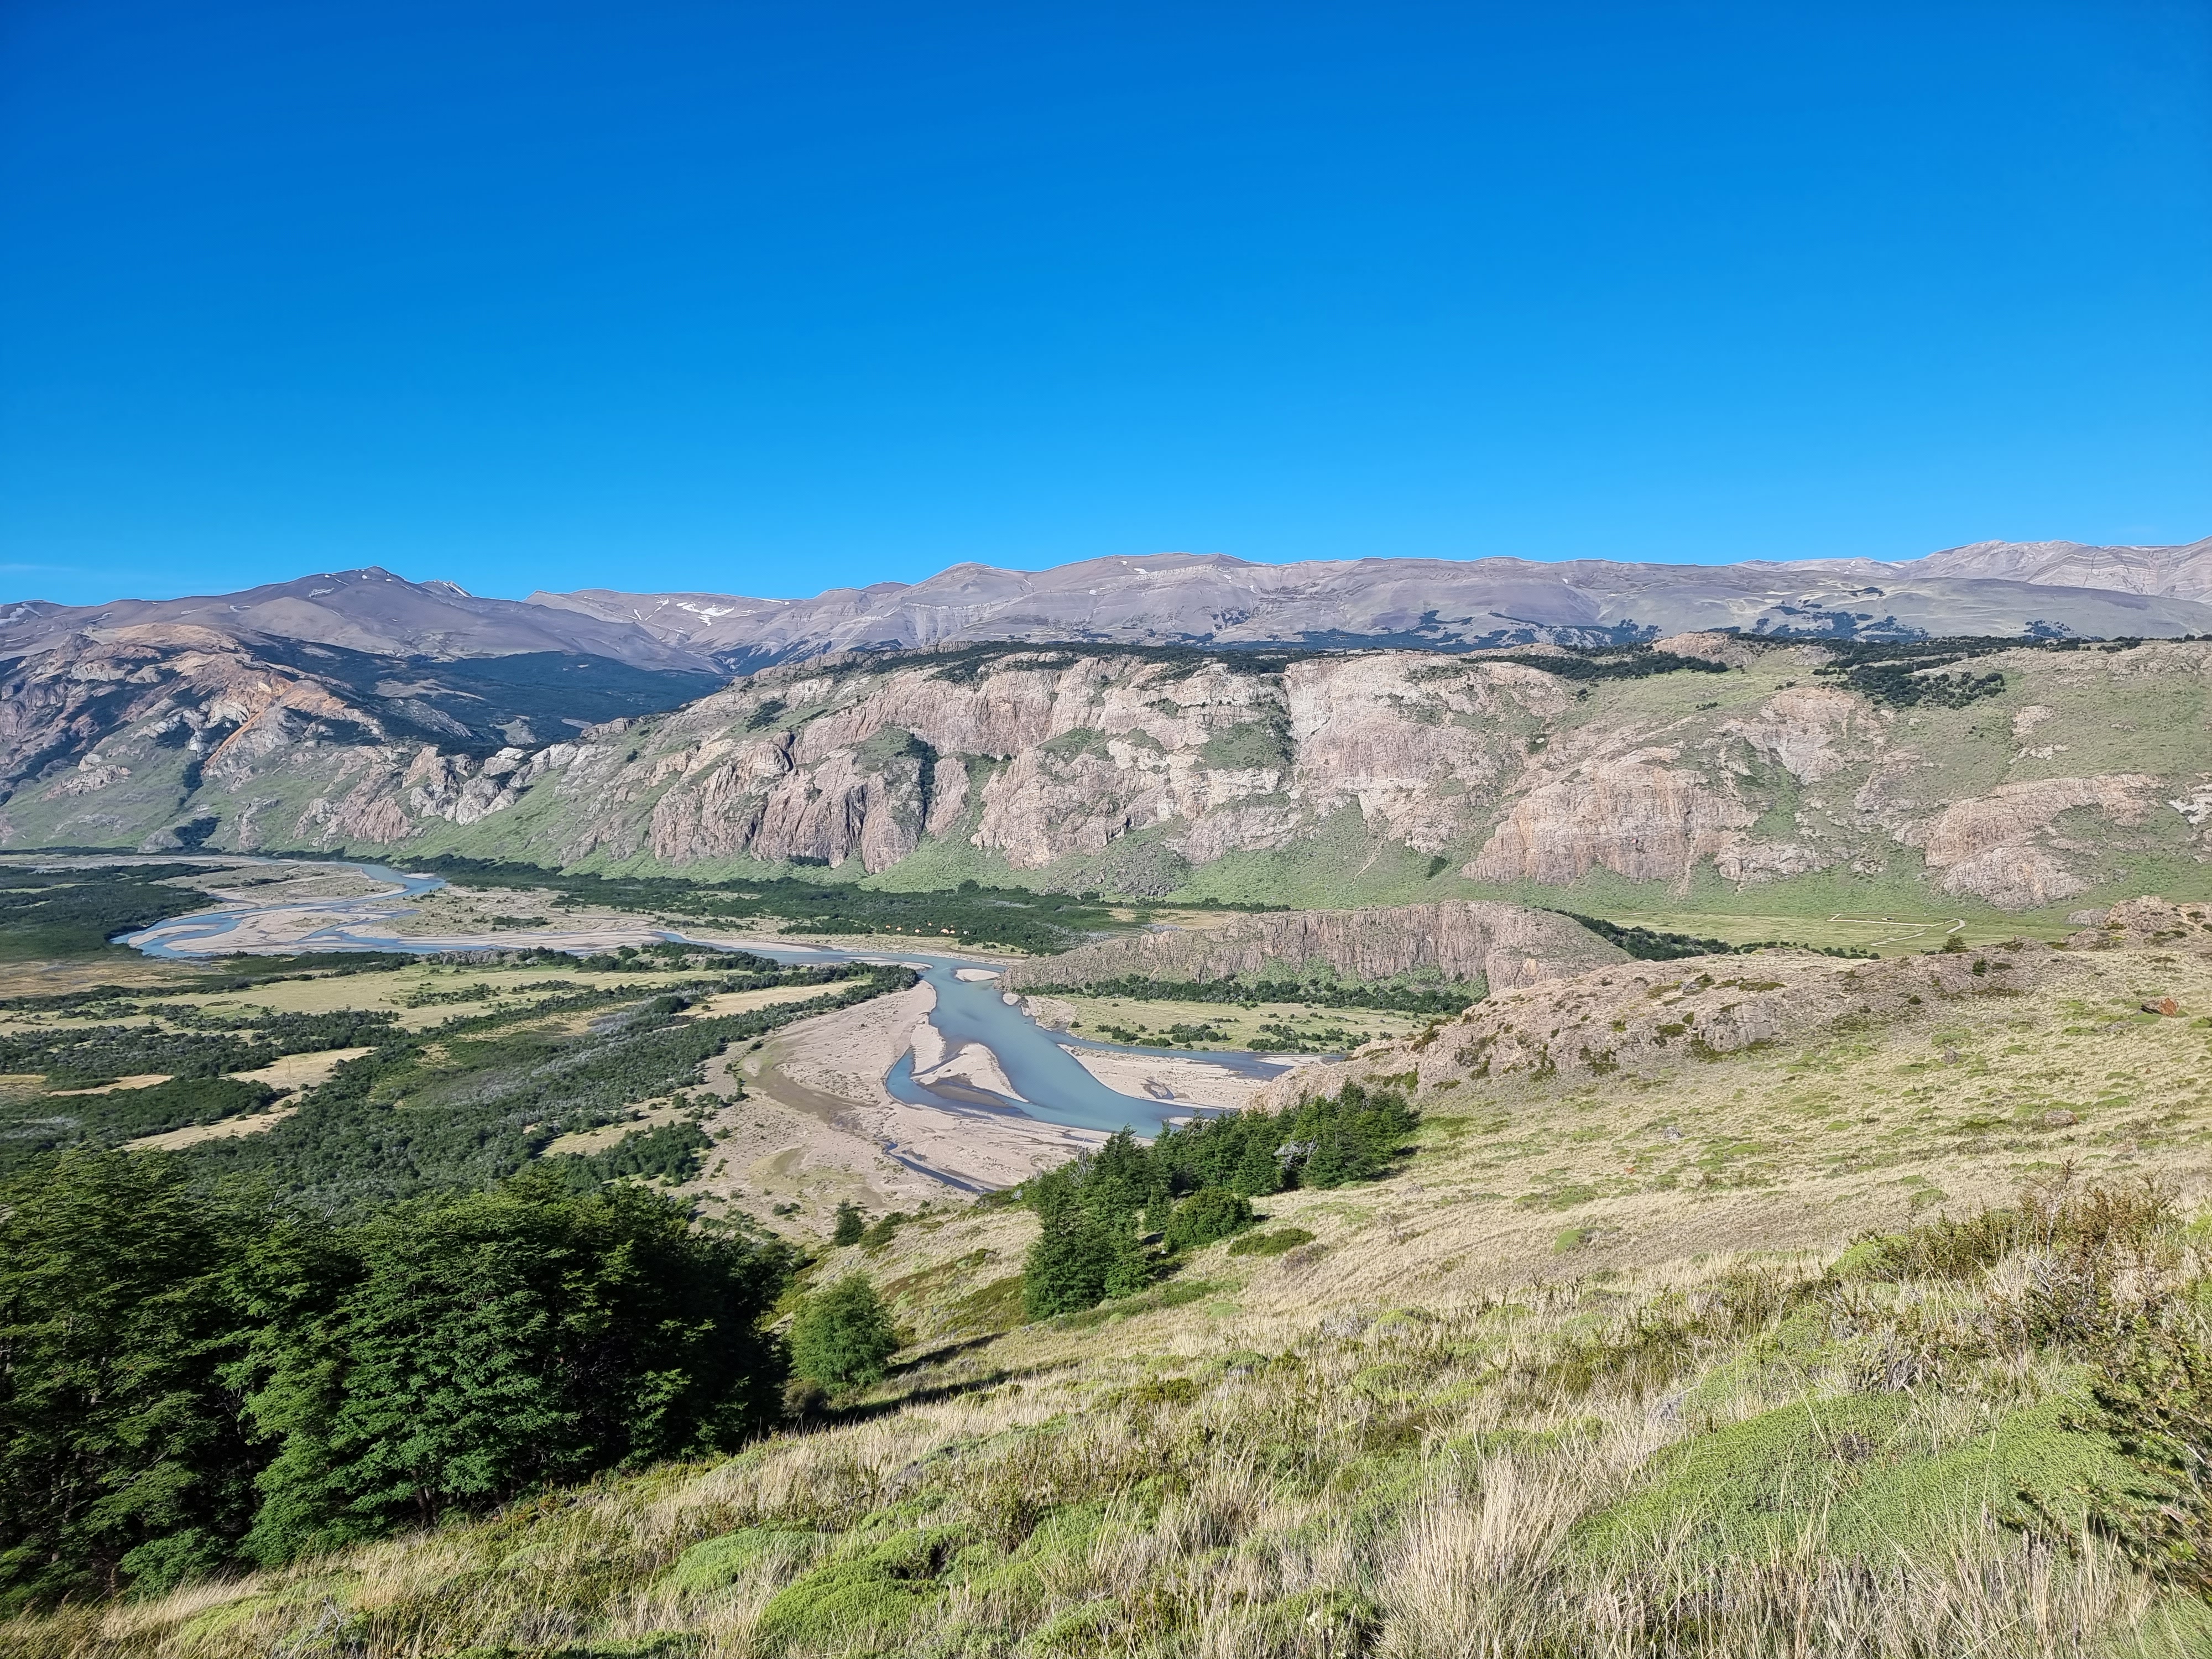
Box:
3;1;2206;606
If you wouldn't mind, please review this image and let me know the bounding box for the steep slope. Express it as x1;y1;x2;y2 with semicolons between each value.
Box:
0;625;722;851
4;632;2209;921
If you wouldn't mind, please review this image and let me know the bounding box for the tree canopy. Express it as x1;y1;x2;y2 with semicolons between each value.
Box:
0;1154;795;1608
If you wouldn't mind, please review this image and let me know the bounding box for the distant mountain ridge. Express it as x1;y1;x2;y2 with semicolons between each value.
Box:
1910;536;2212;601
0;567;723;673
3;537;2208;680
532;536;2212;669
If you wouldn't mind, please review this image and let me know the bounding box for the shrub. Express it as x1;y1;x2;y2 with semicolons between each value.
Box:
2025;1317;2212;1595
755;1526;966;1650
1842;1170;2178;1287
1228;1226;1316;1258
832;1201;866;1245
1163;1188;1255;1253
789;1274;900;1389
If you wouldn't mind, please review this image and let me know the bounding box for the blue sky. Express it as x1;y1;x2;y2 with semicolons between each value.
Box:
3;1;2206;606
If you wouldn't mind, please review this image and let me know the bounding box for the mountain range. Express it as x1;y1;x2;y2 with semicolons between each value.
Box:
3;536;2209;921
4;536;2210;678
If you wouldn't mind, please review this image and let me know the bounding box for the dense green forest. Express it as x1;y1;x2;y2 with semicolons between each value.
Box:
0;863;222;961
0;1154;792;1609
407;857;1132;952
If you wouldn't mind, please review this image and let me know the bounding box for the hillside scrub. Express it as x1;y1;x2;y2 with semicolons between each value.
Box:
15;1172;2212;1656
0;1155;795;1610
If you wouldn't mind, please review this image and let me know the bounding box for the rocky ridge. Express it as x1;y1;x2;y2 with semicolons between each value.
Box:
3;629;2209;921
1262;897;2212;1108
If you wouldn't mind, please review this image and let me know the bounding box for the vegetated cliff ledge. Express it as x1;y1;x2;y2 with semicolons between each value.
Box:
1001;901;1627;998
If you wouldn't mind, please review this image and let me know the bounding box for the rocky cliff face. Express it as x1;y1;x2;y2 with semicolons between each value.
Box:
1002;902;1626;995
3;630;2209;919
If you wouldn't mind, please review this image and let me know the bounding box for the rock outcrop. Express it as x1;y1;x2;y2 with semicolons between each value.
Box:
1264;941;2069;1106
1909;775;2159;907
1003;902;1626;997
2062;896;2212;953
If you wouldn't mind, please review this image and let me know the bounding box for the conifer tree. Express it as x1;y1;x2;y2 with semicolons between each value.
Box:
1100;1210;1154;1298
1232;1130;1283;1196
1022;1203;1109;1318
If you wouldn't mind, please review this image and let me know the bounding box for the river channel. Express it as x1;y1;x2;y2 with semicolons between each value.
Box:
122;860;1288;1137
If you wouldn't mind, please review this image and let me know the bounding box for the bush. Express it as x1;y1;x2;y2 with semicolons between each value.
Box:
2021;1316;2212;1594
1164;1188;1255;1253
789;1274;900;1389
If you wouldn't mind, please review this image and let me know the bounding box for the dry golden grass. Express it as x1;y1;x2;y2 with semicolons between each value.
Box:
11;942;2212;1657
17;1220;2208;1658
123;1105;300;1152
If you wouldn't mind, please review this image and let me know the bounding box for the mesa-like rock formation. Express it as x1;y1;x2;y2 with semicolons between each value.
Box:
1002;902;1626;997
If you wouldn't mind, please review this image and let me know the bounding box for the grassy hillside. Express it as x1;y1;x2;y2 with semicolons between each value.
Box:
12;931;2212;1657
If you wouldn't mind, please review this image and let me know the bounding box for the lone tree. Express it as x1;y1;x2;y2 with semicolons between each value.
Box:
789;1274;900;1389
831;1201;866;1246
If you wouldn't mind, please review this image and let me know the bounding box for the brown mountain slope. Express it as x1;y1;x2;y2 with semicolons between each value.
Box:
534;541;2212;665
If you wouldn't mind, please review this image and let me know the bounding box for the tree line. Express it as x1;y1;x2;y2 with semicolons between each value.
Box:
1021;971;1484;1017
